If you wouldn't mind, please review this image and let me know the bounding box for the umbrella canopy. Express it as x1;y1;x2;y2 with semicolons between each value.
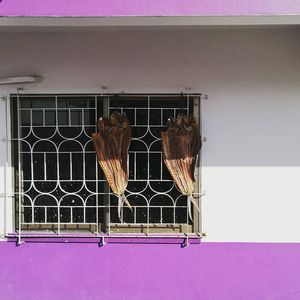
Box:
161;115;202;221
92;112;132;221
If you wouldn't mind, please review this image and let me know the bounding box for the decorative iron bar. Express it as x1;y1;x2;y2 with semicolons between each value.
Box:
12;94;201;237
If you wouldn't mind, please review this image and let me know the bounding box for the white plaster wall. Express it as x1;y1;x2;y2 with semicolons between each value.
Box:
0;99;7;238
0;28;299;242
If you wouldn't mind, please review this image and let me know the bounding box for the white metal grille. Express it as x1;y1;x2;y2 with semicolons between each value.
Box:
12;94;201;236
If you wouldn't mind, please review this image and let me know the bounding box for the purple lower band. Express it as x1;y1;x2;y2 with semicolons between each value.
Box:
0;0;300;17
0;241;299;299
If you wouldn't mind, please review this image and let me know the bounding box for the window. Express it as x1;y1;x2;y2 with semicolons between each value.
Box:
11;94;201;237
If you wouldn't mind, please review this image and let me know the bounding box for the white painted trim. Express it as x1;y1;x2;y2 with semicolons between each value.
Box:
0;16;300;29
0;94;13;240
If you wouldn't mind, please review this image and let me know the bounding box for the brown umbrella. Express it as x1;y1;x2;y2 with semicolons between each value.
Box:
161;115;202;221
92;112;132;221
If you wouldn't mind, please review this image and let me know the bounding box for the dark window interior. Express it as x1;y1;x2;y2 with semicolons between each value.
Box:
12;94;199;234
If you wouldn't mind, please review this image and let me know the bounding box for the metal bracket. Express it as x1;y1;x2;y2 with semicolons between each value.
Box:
0;193;15;198
16;235;25;246
99;236;107;247
100;86;108;96
181;236;190;248
17;87;24;94
202;94;208;101
1;95;8;102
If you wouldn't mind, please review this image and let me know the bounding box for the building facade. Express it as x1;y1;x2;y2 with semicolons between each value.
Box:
0;1;300;299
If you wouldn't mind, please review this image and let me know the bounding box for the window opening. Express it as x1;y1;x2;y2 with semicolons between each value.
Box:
12;94;201;237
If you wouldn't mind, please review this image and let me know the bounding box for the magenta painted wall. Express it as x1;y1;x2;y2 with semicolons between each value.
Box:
0;242;300;300
0;0;300;17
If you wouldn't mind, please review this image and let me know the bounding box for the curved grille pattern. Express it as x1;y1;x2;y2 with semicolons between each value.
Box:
13;94;200;234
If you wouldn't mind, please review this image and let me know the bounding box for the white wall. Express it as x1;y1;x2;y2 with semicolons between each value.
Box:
0;28;299;242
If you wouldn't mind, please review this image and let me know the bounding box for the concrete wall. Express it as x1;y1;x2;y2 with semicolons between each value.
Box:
1;26;300;300
1;28;300;242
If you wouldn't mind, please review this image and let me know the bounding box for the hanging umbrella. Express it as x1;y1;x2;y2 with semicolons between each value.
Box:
161;115;202;221
92;112;132;221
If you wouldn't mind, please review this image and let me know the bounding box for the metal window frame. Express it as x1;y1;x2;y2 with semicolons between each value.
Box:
9;93;204;244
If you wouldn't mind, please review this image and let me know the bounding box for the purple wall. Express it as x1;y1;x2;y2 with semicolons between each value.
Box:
0;0;300;17
0;242;300;300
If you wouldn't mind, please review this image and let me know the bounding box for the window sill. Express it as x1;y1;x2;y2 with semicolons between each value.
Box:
7;232;203;246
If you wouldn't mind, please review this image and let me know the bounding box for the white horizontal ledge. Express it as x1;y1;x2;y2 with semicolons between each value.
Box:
0;16;300;28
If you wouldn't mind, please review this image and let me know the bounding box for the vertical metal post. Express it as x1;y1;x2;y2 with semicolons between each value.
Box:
16;89;23;245
95;96;99;235
55;96;61;236
1;95;8;238
102;97;110;233
5;95;9;237
193;96;202;234
146;96;150;234
186;93;190;236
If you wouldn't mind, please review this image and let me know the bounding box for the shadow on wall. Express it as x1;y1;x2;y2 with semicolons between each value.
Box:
0;29;300;167
201;88;300;167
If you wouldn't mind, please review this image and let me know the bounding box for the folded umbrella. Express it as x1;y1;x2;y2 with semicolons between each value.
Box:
161;115;202;221
92;112;132;222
